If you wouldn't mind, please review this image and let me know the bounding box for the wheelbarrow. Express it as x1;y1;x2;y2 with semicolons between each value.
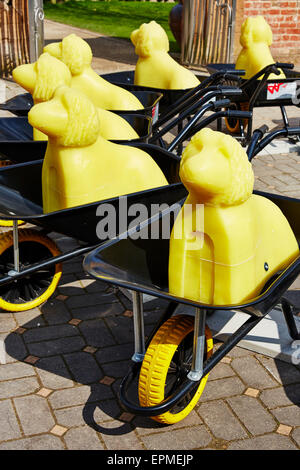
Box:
206;62;300;144
0;102;253;312
83;126;300;424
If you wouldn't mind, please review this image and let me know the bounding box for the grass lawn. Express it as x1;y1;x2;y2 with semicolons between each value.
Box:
43;0;180;52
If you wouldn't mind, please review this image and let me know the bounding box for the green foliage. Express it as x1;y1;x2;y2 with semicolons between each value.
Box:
43;0;180;52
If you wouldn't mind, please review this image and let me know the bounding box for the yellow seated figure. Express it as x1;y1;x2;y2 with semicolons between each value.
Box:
27;86;168;214
169;128;299;305
131;21;200;89
236;16;285;80
44;34;143;111
13;53;139;142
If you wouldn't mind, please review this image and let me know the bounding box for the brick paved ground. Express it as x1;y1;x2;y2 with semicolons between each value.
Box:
0;20;299;451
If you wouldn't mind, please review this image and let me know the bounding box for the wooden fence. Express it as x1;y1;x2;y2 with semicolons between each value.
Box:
0;0;30;78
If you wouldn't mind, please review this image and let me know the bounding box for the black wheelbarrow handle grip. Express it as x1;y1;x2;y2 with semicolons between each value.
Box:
275;62;294;70
225;110;252;119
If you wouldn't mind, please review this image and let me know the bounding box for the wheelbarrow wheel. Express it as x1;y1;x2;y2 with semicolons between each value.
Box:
138;315;213;424
225;102;249;134
0;229;62;312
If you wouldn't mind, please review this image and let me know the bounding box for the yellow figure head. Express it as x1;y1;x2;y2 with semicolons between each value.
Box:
180;128;254;206
240;15;273;48
28;86;99;147
13;52;72;102
44;34;93;76
131;20;169;57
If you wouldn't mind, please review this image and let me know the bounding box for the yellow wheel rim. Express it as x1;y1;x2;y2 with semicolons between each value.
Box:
138;315;213;424
0;229;62;312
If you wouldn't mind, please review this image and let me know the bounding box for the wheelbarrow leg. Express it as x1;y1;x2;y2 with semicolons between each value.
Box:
8;220;20;275
131;291;146;363
188;308;207;381
281;298;300;340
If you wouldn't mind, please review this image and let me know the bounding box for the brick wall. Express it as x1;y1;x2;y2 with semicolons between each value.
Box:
233;0;300;66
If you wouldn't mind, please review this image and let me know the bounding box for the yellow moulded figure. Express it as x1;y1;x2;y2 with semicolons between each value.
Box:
28;86;168;214
44;34;143;111
13;53;140;142
236;16;285;80
169;128;299;305
131;21;200;89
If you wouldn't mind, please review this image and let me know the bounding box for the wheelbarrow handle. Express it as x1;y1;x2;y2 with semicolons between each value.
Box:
275;62;294;70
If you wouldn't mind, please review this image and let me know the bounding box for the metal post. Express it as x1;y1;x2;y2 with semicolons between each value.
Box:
13;220;20;273
28;0;44;62
188;308;206;381
131;291;145;363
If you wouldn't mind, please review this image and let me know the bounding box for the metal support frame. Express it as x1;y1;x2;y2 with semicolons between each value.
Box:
188;308;207;381
28;0;44;62
131;291;145;363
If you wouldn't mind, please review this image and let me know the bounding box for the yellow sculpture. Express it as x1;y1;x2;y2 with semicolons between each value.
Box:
236;16;285;80
28;86;168;213
13;52;139;142
44;34;144;111
169;128;299;305
131;21;200;89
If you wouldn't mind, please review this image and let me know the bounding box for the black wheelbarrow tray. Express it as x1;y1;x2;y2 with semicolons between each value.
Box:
0;89;162;122
0;142;181;312
0;113;153;163
206;62;300;143
83;186;300;424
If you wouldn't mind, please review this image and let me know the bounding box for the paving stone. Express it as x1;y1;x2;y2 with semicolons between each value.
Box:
0;399;21;441
0;315;16;333
134;410;202;436
64;425;104;450
100;421;143;450
63;351;102;384
14;395;55;435
227;395;277;435
78;319;116;348
260;383;300;408
58;277;85;296
0;362;36;381
66;292;118;309
255;355;300;385
70;302;124;320
3;332;28;363
0;434;64;450
27;335;85;357
201;377;245;402
0;377;39;399
223;345;251;358
230;356;277;389
207;362;235;380
141;425;212;450
291;427;300;446
23;324;78;343
49;384;114;409
13;309;45;328
228;433;298;450
105;316;135;344
40;299;71;325
271;405;300;426
101;360;132;379
198;400;247;441
96;343;133;364
36;356;74;389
